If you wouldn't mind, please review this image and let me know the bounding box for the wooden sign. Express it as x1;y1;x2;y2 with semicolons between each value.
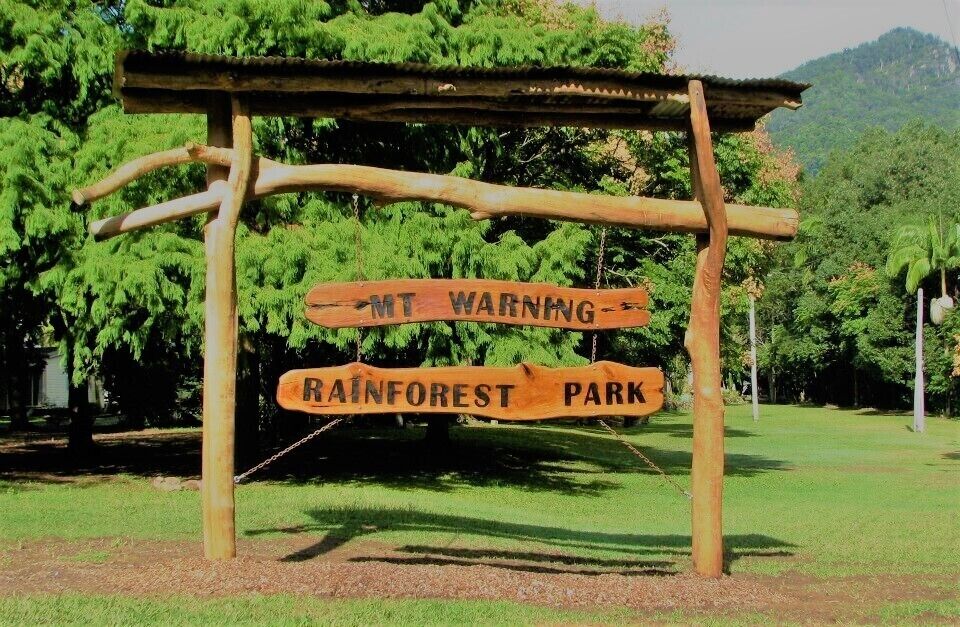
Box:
277;361;663;420
305;279;649;330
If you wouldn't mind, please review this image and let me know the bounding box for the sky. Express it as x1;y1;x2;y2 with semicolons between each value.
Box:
580;0;960;78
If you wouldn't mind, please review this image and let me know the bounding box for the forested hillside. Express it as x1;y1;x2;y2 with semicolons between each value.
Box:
767;27;960;173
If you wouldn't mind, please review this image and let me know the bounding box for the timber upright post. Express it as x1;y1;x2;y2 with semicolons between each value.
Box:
201;95;253;559
686;80;729;578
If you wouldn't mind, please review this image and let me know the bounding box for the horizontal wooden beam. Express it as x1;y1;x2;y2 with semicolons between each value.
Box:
120;69;801;110
88;183;226;236
79;144;798;241
71;146;196;205
118;89;763;132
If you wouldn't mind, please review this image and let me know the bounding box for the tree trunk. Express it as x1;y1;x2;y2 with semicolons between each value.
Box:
235;337;261;469
5;341;31;431
7;373;30;431
853;368;859;408
67;372;93;454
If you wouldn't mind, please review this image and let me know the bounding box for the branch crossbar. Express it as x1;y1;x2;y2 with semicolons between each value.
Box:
76;144;798;241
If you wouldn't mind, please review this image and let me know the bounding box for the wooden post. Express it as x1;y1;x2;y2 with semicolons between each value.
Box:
686;80;728;578
749;295;759;422
201;95;253;559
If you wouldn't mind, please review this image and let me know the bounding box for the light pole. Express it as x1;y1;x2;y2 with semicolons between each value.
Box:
749;295;759;422
915;288;925;433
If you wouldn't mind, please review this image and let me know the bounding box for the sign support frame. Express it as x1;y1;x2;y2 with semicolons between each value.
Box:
73;58;807;578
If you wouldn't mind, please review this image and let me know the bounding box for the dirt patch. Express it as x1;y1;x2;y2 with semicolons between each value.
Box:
0;538;955;622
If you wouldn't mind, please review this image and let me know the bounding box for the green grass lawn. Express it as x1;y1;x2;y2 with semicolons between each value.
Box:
1;404;958;623
0;595;644;627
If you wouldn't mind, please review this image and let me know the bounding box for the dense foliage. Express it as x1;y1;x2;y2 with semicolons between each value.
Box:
1;0;797;449
759;122;960;411
767;27;960;174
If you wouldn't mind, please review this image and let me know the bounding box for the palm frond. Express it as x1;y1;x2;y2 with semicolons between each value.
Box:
885;244;926;276
906;258;932;293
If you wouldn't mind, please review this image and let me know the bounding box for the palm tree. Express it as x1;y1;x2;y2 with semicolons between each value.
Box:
886;215;960;432
886;215;960;319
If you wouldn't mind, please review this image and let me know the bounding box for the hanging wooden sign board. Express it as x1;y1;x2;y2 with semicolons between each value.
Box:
277;361;663;420
305;279;649;330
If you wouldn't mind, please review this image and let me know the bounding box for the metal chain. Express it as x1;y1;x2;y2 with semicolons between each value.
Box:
234;418;345;484
353;194;364;362
591;227;608;362
235;194;366;485
597;418;691;499
589;227;690;501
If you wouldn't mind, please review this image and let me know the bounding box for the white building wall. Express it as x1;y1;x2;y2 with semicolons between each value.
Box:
39;351;69;408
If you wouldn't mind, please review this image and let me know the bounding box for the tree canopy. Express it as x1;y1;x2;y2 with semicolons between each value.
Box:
1;0;798;444
759;122;960;410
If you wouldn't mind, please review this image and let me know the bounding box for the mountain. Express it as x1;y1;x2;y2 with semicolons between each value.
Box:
766;27;960;174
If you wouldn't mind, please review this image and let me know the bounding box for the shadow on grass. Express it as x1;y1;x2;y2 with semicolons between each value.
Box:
245;506;796;576
255;424;789;494
0;423;790;496
0;431;201;483
631;421;757;439
851;408;913;417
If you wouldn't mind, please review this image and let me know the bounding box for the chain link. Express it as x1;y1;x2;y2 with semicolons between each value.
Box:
234;418;345;484
589;227;689;502
597;418;692;500
591;227;607;363
234;194;366;485
353;194;364;363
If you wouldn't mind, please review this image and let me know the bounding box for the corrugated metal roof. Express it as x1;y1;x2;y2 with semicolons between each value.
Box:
121;50;810;93
115;50;808;130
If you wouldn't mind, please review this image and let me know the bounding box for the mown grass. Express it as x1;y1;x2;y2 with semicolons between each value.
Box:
876;598;960;622
6;593;956;626
2;405;956;579
0;594;639;626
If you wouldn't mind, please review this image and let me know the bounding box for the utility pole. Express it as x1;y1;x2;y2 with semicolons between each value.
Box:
915;288;925;433
749;295;759;422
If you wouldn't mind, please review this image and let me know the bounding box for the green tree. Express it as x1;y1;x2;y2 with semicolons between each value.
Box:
1;0;118;448
886;216;960;299
0;115;80;430
762;122;960;411
2;0;798;456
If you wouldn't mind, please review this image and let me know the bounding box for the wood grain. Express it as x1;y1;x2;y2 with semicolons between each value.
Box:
304;279;650;330
120;63;802;110
277;361;664;421
120;90;764;132
686;80;729;579
200;95;250;561
83;149;798;241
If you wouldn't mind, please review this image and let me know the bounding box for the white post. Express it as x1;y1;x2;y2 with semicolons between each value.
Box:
915;288;925;433
749;295;759;422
